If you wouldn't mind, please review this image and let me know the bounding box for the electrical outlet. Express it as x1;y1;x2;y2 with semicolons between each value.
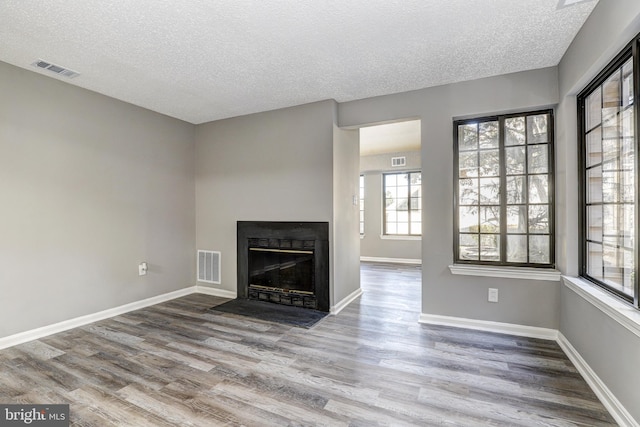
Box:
138;262;148;276
488;288;499;303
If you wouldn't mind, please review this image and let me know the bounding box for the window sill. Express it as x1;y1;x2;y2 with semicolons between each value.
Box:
562;276;640;339
380;235;421;241
448;264;561;281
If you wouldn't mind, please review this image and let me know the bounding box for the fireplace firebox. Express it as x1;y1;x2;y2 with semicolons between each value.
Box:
237;222;329;312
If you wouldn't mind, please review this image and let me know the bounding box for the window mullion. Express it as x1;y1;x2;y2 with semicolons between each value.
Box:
548;114;557;271
382;176;387;235
523;115;530;264
633;37;640;308
498;117;507;263
578;99;587;277
407;174;413;235
453;127;461;261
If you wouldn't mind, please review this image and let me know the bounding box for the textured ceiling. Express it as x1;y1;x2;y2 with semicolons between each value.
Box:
0;0;598;124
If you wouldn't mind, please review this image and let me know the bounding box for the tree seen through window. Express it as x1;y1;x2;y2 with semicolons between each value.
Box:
455;111;554;266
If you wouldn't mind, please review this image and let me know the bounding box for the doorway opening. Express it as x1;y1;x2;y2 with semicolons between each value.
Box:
358;119;422;302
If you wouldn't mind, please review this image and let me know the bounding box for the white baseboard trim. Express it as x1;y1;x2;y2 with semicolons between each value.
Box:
557;332;638;427
0;285;236;350
0;286;196;350
331;288;363;315
418;313;558;340
419;313;637;425
360;256;421;265
195;285;237;299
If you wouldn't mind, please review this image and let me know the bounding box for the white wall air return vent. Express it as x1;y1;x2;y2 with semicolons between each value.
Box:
198;250;221;284
391;156;407;167
31;59;80;78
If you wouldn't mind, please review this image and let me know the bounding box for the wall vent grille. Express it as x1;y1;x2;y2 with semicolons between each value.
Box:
31;59;80;78
391;156;407;167
198;250;221;284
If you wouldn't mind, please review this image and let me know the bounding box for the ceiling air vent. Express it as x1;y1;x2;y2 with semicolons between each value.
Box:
391;156;407;167
31;59;80;78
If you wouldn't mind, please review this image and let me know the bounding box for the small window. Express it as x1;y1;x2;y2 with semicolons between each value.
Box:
383;171;422;236
454;110;554;267
359;175;365;235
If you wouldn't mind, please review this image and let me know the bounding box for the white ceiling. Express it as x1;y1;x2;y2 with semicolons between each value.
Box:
360;120;421;156
0;0;598;125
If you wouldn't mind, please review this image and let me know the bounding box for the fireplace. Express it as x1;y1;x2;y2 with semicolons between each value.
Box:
237;221;329;312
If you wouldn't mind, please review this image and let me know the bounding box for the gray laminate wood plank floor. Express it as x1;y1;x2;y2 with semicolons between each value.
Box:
0;262;616;426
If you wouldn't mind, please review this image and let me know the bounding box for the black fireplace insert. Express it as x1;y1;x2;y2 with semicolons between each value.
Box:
237;222;329;312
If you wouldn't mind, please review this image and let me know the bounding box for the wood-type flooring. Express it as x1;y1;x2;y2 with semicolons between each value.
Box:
0;262;616;426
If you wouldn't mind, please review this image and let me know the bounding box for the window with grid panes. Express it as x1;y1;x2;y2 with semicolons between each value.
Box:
579;38;639;308
359;175;365;235
454;111;554;266
383;172;422;236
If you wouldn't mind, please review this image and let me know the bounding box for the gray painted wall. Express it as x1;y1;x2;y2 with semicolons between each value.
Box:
332;125;361;304
557;0;640;422
339;67;560;329
360;150;421;260
360;150;421;173
0;61;196;338
194;100;337;299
